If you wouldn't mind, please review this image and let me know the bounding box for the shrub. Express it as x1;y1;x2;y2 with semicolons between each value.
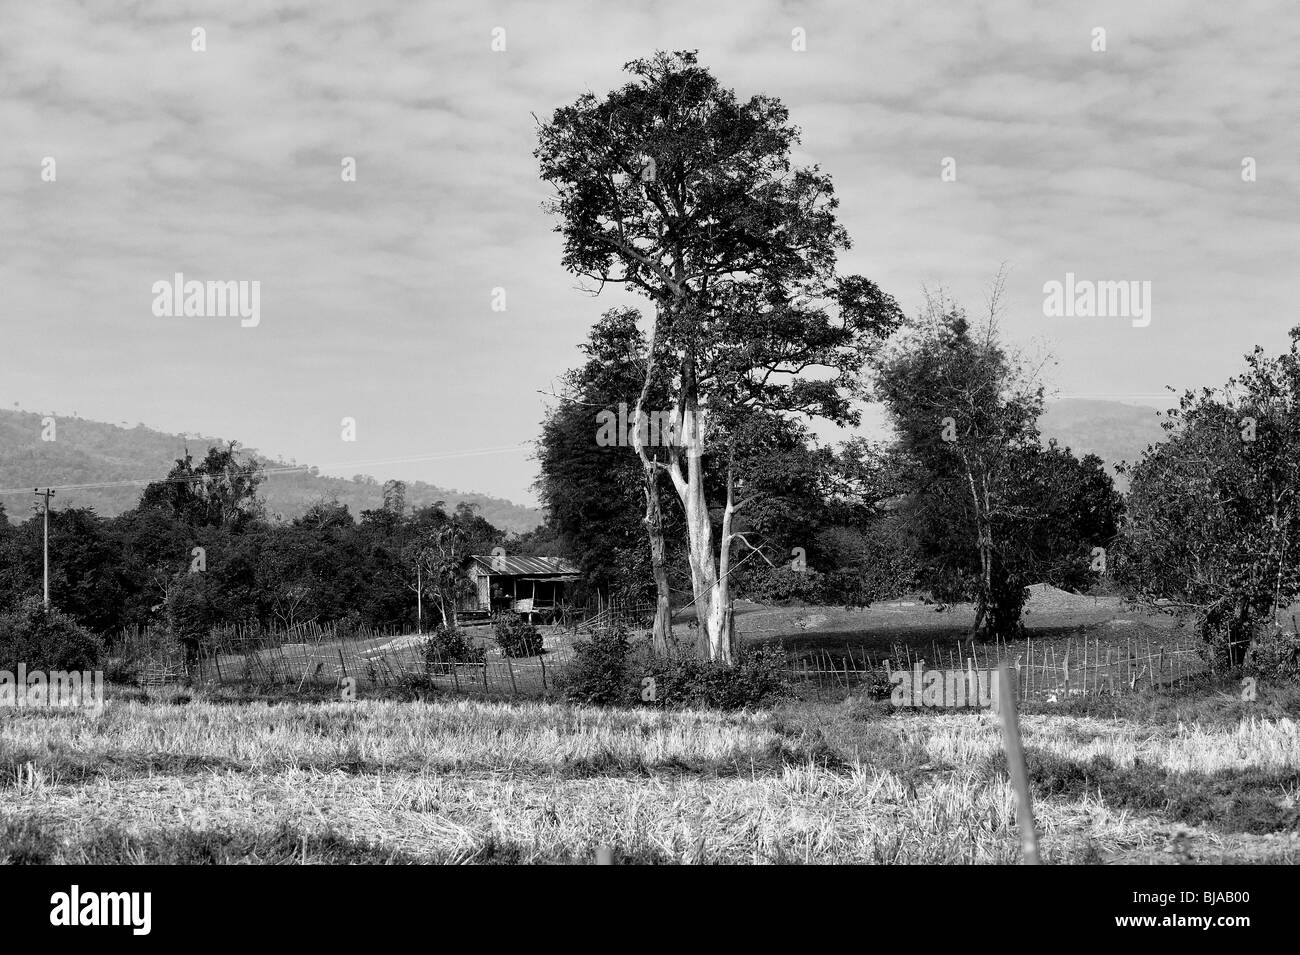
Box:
424;626;485;670
563;626;793;710
1245;625;1300;679
334;610;365;640
562;626;634;705
0;597;104;672
649;643;793;708
741;565;827;605
492;613;544;658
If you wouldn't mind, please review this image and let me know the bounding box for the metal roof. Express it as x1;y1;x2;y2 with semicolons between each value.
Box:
466;555;580;576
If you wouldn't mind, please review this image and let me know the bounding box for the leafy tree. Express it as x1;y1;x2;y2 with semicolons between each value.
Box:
1116;328;1300;664
874;289;1096;638
0;597;103;672
1014;443;1121;591
403;506;488;631
537;50;901;662
138;443;264;531
382;480;407;519
0;507;127;634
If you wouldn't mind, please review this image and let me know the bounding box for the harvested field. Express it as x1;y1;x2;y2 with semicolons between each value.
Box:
2;689;1297;864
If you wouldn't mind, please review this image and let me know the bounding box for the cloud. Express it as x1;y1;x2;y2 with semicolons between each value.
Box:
0;0;1296;504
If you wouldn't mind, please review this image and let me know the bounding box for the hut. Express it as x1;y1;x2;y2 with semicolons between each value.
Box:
461;555;580;623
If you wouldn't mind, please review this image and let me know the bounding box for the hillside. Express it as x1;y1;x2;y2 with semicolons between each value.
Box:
0;409;543;533
1037;398;1171;490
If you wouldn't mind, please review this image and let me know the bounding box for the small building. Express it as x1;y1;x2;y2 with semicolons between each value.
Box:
461;555;580;622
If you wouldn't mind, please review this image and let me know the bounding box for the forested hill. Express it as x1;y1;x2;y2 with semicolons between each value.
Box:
0;409;543;532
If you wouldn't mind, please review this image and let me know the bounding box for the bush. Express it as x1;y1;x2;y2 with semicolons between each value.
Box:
1245;625;1300;679
562;626;634;705
423;626;485;670
0;597;104;672
334;610;365;640
492;613;544;658
649;643;793;708
740;565;828;605
562;626;792;709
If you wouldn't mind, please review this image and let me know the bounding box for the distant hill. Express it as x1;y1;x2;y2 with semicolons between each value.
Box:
0;409;543;533
1037;398;1172;490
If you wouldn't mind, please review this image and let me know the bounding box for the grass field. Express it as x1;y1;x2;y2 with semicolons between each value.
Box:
2;679;1298;864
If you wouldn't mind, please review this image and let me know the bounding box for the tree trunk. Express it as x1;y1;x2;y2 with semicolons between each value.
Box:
667;395;733;664
632;306;675;657
643;463;674;654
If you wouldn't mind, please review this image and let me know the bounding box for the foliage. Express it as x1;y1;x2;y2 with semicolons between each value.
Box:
0;457;511;643
536;49;903;662
0;506;129;633
535;308;687;601
739;565;829;604
404;506;492;631
0;596;104;671
492;613;545;658
1245;625;1300;679
423;626;485;669
563;624;791;709
647;643;793;708
138;443;265;531
562;626;635;705
1115;327;1300;664
874;291;1120;638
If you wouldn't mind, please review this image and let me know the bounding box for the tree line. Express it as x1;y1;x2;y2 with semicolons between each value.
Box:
0;445;524;652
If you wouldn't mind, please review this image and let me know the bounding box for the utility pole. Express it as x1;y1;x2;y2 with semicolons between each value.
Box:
33;488;55;609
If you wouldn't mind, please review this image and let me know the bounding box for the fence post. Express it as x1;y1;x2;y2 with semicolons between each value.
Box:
506;653;518;697
997;663;1040;865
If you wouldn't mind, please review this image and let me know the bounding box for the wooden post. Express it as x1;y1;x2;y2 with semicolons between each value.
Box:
506;653;518;697
997;663;1040;865
596;846;613;865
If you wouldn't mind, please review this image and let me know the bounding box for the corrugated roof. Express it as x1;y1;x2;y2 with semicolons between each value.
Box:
466;555;580;576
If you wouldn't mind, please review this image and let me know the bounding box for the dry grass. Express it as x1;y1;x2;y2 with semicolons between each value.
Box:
1;690;1297;864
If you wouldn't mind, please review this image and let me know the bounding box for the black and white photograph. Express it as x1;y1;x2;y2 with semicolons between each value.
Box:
0;0;1292;923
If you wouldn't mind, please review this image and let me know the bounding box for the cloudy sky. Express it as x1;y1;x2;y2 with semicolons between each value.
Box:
1;0;1297;505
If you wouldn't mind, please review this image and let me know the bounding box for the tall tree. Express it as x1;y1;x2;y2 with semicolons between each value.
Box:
536;50;901;661
138;442;264;531
874;290;1047;638
1117;328;1300;664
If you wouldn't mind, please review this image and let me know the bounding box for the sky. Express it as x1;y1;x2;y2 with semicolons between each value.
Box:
1;0;1297;506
